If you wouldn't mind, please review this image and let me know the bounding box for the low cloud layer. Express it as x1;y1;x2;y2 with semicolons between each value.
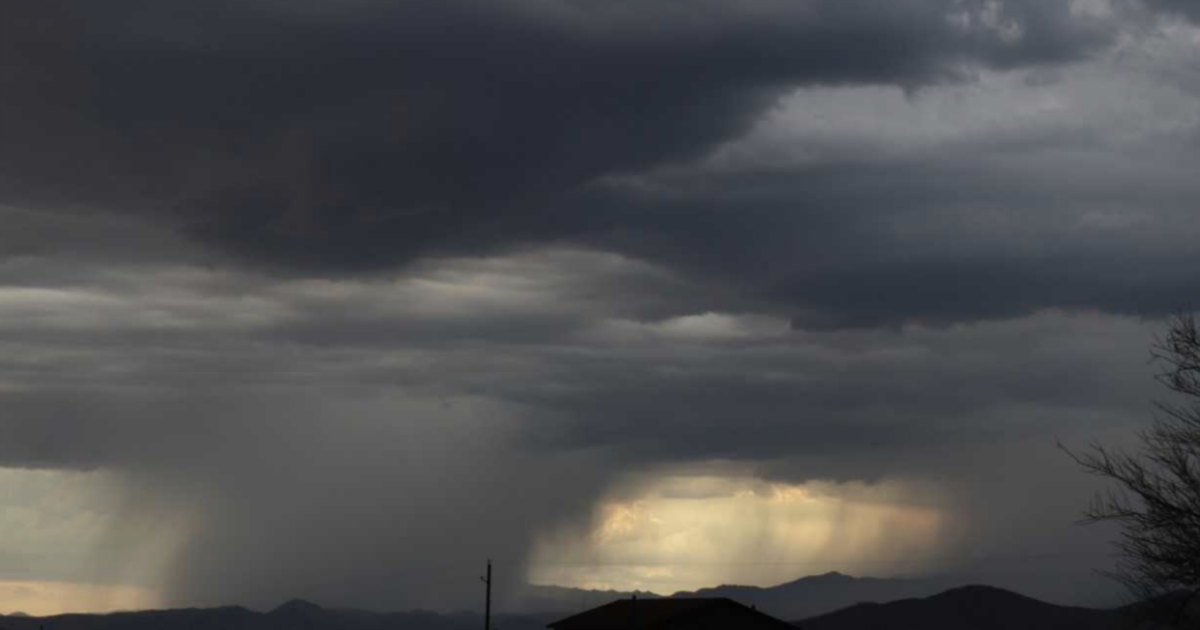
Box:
0;249;1162;610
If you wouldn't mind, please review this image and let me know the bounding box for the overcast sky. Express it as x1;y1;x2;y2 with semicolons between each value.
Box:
2;0;1199;616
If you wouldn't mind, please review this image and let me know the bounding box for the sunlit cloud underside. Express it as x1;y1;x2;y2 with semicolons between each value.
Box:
526;474;946;594
0;581;159;617
0;468;185;615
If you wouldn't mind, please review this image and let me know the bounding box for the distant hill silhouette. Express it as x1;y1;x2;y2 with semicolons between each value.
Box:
668;572;959;620
516;572;957;619
1;603;558;630
797;584;1178;630
510;584;662;615
1;605;263;630
3;578;1191;630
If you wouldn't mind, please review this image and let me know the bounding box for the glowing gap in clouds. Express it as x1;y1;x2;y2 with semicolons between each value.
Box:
0;468;188;614
526;474;947;594
0;581;159;617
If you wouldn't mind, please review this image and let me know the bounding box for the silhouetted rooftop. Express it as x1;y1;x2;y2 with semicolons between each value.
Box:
547;597;798;630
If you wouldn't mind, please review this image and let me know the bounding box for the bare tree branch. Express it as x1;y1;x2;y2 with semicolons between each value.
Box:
1062;313;1200;628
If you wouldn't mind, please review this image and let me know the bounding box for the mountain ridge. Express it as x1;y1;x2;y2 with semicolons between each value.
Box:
796;583;1191;630
658;571;961;620
6;583;1192;630
0;573;1093;626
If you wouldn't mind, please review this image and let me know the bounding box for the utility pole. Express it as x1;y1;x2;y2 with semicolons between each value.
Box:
480;559;492;630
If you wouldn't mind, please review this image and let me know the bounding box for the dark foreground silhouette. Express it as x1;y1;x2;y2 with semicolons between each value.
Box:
548;597;795;630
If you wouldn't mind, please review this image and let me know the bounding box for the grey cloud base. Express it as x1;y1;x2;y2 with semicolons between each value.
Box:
0;250;1162;609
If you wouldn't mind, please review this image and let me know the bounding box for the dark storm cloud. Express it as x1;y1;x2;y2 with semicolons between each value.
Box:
2;0;1197;613
1142;0;1200;22
0;205;212;275
8;0;1196;333
2;0;1112;273
580;133;1200;329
